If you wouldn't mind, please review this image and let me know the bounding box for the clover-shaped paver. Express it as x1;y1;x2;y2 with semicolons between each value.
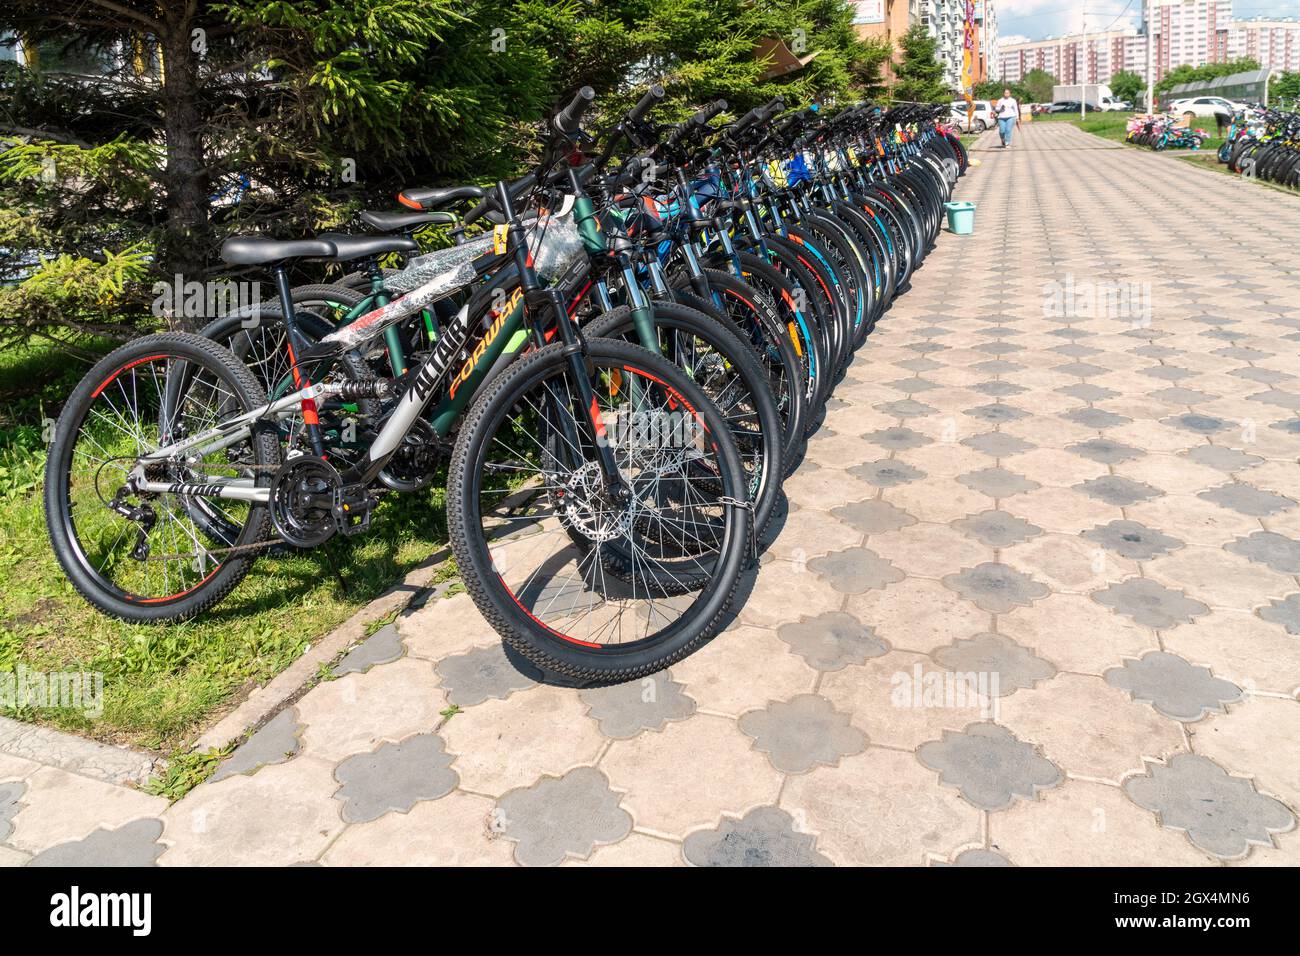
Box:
1164;413;1230;435
1143;366;1198;382
1076;476;1162;507
942;562;1049;614
1258;593;1300;635
1185;444;1262;472
1091;578;1209;629
958;467;1040;499
777;610;889;671
1104;652;1242;721
972;381;1028;398
739;695;867;774
1055;361;1109;378
1226;531;1300;573
830;499;917;535
1272;419;1300;435
808;547;905;594
951;510;1042;548
332;622;405;676
932;633;1056;696
211;708;303;783
436;643;537;707
27;818;166;867
1082;520;1183;561
1232;366;1290;385
896;357;941;372
683;806;831;867
917;724;1062;811
494;767;632;867
1199;483;1296;517
876;398;938;419
1058;383;1118;402
864;426;932;451
333;733;459;824
1123;755;1295;859
1247;389;1300;411
579;672;696;739
1054;344;1102;359
971;360;1023;376
0;781;24;843
849;459;927;488
1069;438;1144;465
885;376;940;394
961;432;1035;458
1151;386;1216;406
1063;407;1131;429
965;403;1029;425
932;848;1014;867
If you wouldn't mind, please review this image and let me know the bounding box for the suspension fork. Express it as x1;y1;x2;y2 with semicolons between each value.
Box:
498;180;623;491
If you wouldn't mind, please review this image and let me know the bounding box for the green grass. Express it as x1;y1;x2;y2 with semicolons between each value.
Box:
1034;111;1227;153
0;336;454;752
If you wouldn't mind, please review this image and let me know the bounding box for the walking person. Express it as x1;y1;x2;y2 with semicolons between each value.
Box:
995;89;1021;148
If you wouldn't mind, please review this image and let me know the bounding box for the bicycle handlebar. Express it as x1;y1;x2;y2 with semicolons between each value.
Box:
628;84;666;124
554;86;597;137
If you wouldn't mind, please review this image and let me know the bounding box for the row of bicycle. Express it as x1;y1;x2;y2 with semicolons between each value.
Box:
1219;105;1300;187
44;87;967;682
1125;114;1211;151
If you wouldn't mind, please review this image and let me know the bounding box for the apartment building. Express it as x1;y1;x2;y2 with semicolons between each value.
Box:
998;2;1300;85
975;1;999;82
1226;18;1300;73
1000;29;1144;86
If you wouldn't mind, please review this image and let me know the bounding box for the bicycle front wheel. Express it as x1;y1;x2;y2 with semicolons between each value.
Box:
446;338;751;682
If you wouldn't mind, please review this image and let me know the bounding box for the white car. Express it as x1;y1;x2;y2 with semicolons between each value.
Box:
950;100;995;132
1168;96;1247;117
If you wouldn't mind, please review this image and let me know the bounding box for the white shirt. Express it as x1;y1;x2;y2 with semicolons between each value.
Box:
995;98;1019;120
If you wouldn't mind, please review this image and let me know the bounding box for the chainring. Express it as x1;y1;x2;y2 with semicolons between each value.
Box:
270;456;342;547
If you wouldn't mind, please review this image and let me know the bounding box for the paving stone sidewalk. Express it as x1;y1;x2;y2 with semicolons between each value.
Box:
4;122;1299;866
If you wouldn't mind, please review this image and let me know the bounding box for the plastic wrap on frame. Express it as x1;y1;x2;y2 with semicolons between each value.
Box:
321;211;586;354
385;232;497;296
322;258;481;351
530;212;586;281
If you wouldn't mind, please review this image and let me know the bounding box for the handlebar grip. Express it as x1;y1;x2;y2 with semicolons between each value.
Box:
691;99;728;127
628;84;666;124
554;86;597;136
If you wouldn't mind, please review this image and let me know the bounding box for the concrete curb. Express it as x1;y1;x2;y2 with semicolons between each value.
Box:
0;716;157;786
190;548;450;754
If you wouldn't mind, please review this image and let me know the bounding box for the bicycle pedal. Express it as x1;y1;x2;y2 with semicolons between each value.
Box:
332;485;377;536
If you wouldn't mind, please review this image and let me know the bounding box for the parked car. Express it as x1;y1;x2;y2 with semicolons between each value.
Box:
1048;101;1101;113
949;99;995;132
1168;96;1247;118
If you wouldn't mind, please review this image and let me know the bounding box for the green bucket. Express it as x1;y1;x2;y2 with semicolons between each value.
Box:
945;201;976;235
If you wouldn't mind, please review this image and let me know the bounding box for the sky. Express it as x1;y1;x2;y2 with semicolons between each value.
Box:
997;0;1300;45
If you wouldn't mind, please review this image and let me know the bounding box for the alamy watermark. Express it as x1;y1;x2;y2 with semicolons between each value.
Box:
1043;273;1152;329
1;665;104;718
152;276;261;321
891;663;1000;719
598;404;706;451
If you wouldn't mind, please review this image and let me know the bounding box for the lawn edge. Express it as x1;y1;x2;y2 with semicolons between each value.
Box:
188;544;451;755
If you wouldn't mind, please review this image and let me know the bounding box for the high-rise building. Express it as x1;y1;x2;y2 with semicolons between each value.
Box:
975;1;999;82
921;0;967;90
998;2;1300;86
1225;18;1300;73
999;29;1144;86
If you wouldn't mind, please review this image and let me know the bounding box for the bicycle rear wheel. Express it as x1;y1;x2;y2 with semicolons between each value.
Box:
44;333;279;622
